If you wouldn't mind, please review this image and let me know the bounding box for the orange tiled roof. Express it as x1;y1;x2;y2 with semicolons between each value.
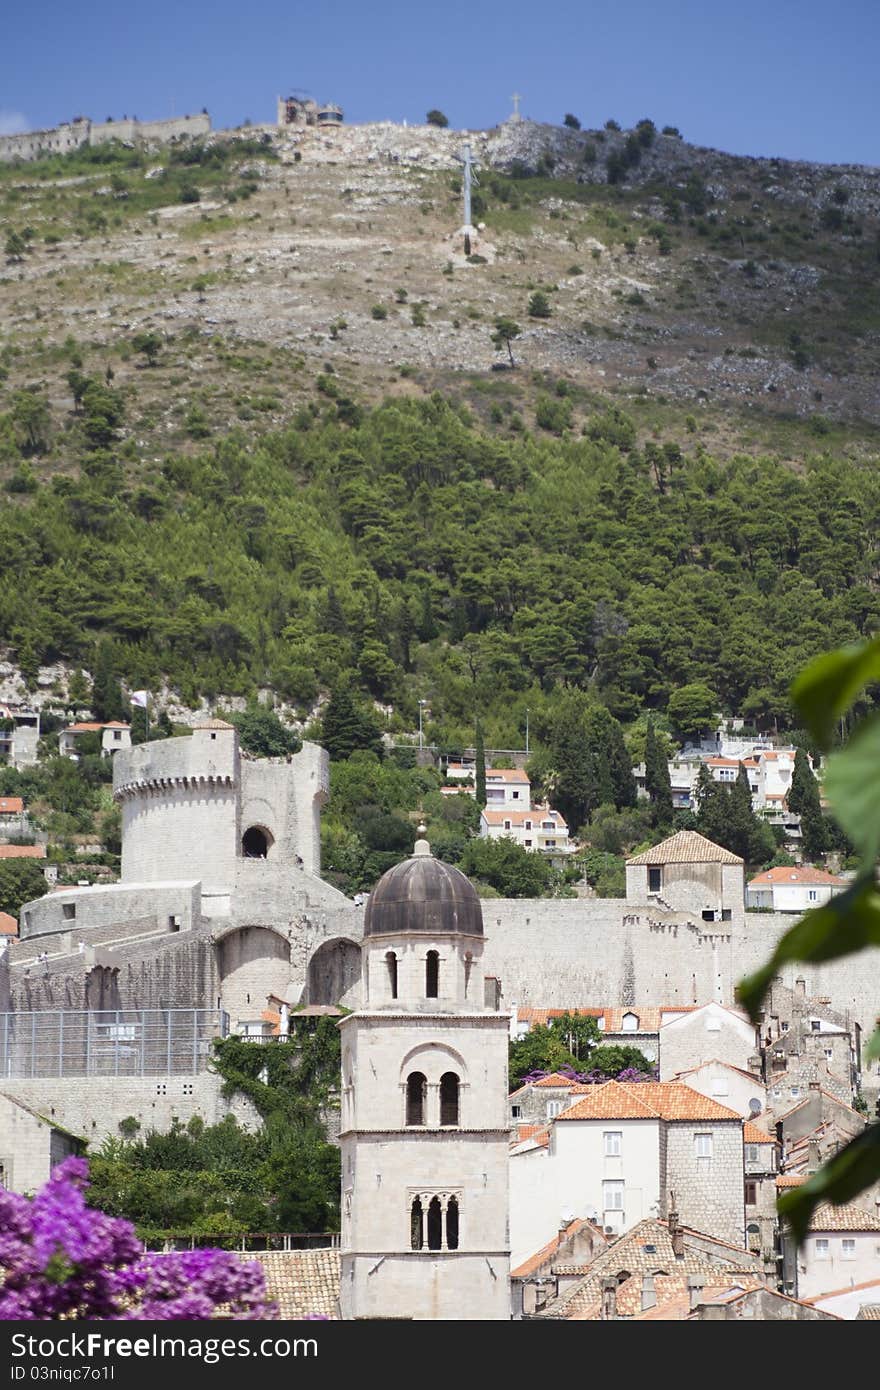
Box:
485;768;530;783
530;1072;585;1089
807;1202;880;1233
743;1120;775;1144
776;1174;807;1188
65;721;130;732
0;845;45;859
0;911;18;935
556;1080;741;1123
626;831;743;866
0;797;24;814
193;717;235;730
246;1249;340;1319
674;1058;764;1086
517;1005;697;1033
749;866;847;887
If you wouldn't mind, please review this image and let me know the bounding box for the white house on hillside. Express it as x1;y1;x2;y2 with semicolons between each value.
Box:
477;769;574;862
747;866;847;912
59;721;131;759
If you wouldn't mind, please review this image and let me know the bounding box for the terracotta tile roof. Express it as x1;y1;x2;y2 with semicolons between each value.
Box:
514;1123;546;1143
65;721;130;732
807;1202;880;1233
0;797;24;814
485;768;530;783
517;1005;698;1033
511;1126;550;1152
482;807;568;829
743;1121;775;1145
748;866;847;887
857;1305;880;1319
0;912;17;936
193;717;235;730
511;1218;594;1278
776;1174;807;1188
626;831;743;866
531;1072;585;1088
0;845;45;859
630;1281;763;1320
555;1080;741;1123
246;1249;340;1318
546;1218;762;1319
706;757;758;769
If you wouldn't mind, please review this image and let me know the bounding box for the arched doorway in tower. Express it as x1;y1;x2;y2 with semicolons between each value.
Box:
216;925;291;1030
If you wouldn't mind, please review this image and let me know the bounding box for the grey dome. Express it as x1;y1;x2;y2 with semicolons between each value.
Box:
364;848;483;938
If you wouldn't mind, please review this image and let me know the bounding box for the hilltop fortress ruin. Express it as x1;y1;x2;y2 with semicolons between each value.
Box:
0;112;211;164
1;724;878;1145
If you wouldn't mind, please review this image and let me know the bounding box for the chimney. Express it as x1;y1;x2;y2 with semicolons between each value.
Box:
668;1197;685;1258
808;1080;821;1093
795;977;807;999
687;1275;705;1311
600;1277;618;1320
807;1136;821;1172
641;1274;657;1312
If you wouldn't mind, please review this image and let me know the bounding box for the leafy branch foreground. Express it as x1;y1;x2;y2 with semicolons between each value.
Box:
738;636;880;1241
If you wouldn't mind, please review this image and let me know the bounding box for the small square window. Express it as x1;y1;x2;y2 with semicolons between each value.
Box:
546;1100;563;1120
815;1238;829;1258
694;1133;713;1158
62;903;76;920
810;1020;821;1031
842;1239;856;1259
511;1105;522;1119
648;867;662;893
604;1130;622;1156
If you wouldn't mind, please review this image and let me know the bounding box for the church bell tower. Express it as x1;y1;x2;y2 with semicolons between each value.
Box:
339;831;510;1319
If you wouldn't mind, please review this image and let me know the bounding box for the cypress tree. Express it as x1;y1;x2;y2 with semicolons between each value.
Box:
91;641;126;723
321;682;383;762
644;719;673;826
787;748;827;862
475;721;487;809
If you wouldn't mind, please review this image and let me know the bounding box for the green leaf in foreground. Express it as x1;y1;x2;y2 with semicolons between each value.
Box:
790;636;880;751
778;1124;880;1244
737;875;880;1022
822;712;880;863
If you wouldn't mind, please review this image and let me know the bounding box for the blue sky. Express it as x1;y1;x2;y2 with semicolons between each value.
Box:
2;0;878;166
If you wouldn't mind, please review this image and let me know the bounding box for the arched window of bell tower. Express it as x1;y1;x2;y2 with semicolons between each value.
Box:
425;950;439;998
406;1071;427;1126
446;1196;460;1250
427;1196;443;1251
410;1197;424;1250
386;951;398;1000
440;1072;460;1126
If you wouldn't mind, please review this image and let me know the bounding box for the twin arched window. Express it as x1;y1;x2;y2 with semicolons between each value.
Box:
405;1070;460;1127
410;1194;460;1250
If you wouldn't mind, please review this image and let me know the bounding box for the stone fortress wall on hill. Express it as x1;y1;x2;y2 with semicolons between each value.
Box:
0;113;210;164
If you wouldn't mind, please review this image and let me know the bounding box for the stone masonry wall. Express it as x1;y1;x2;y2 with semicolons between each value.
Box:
664;1121;744;1247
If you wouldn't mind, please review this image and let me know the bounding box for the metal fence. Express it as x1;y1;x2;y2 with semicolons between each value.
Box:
0;1008;228;1078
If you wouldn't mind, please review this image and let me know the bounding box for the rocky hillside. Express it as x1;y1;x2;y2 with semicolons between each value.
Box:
2;115;879;467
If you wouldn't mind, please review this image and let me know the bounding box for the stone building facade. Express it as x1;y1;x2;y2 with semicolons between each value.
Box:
0;1092;84;1193
0;113;210;164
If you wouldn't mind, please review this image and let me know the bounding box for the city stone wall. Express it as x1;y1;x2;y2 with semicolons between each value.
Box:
0;113;210;164
19;881;201;941
3;1072;259;1147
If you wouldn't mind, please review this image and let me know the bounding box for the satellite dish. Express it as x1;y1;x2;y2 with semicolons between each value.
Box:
748;1098;762;1116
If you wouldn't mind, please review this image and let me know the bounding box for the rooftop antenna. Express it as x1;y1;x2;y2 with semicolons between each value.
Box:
454;142;479;256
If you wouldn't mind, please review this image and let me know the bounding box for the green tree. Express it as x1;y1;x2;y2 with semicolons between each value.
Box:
458;836;556;897
644;719;673;826
11;389;50;455
132;331;162;366
563;113;581;130
475;721;487;809
588;1044;654;1076
509;1026;579;1087
0;858;47;918
66;669;92;713
426;110;449;127
4;230;26;261
667;683;718;744
91;641;127;723
321;682;383;762
490;316;522;365
787;747;828;860
527;291;552;319
228;704;300;758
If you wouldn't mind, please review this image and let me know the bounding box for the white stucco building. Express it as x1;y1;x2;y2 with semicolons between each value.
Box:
795;1202;880;1301
747;866;848;912
59;721;131;759
508;1079;746;1267
339;832;510;1320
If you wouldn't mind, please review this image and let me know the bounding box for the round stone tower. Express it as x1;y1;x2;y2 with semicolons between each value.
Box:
339;831;510;1320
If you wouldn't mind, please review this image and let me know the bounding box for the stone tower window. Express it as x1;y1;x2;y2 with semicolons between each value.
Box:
410;1197;424;1250
386;951;398;1000
406;1072;427;1126
427;1196;443;1250
464;952;473;998
242;826;274;858
425;950;439;998
648;867;662;892
446;1196;459;1250
440;1072;460;1126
